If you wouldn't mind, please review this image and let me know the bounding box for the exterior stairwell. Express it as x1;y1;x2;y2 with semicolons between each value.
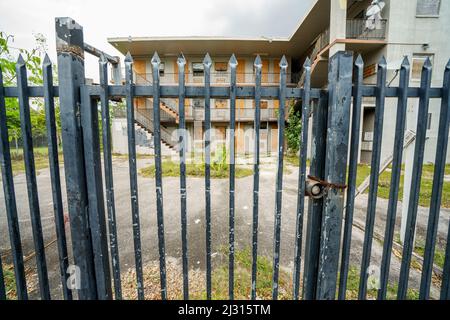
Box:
134;72;180;125
159;98;179;123
134;107;177;152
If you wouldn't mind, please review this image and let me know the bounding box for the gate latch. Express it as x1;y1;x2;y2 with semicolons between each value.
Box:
305;175;347;199
305;178;326;199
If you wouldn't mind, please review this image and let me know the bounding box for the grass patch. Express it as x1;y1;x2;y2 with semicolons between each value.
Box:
111;153;154;160
7;146;63;176
204;247;292;300
344;266;419;300
139;161;253;179
122;248;292;300
285;155;299;166
413;240;446;270
355;164;450;208
284;155;310;168
2;265;18;300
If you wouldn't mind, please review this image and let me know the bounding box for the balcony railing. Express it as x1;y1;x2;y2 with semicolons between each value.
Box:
182;107;279;122
308;19;387;63
297;18;387;85
143;106;278;122
133;72;300;86
346;19;387;40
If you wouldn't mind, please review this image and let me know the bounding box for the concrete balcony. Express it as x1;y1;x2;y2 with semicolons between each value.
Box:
134;72;300;87
299;19;388;87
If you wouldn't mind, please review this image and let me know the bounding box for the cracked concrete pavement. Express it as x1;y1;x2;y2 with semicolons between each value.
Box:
0;156;448;299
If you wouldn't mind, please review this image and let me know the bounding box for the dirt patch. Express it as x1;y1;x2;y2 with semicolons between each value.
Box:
121;258;205;300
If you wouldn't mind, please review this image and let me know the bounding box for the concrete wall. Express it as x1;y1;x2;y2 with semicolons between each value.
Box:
384;0;450;163
111;118;176;156
356;0;450;164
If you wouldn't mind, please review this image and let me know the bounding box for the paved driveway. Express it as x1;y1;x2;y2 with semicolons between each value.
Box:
0;156;448;299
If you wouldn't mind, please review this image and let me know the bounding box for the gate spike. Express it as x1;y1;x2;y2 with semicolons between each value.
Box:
151;51;161;66
229;54;238;67
125;52;133;63
43;53;52;67
423;56;433;69
378;55;387;68
355;54;364;67
203;53;212;69
279;55;288;69
401;56;410;68
254;55;262;68
177;52;186;67
303;57;311;69
17;54;25;66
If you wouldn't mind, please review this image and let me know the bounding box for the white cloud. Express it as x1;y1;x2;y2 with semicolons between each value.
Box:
0;0;314;80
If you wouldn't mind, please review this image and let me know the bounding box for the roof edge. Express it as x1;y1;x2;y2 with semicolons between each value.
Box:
107;35;291;44
286;0;320;39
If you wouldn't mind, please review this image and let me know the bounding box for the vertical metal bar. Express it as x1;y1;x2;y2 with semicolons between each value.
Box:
378;57;410;300
178;53;189;300
55;17;97;299
316;51;353;300
358;56;387;300
17;55;51;300
251;55;262;300
397;58;432;300
338;55;364;300
203;53;212;300
421;60;450;299
0;257;5;300
43;54;72;300
302;92;328;300
228;54;238;300
99;54;122;299
440;61;450;300
272;56;288;300
80;89;112;300
0;65;28;300
151;52;167;300
124;52;144;300
293;58;311;300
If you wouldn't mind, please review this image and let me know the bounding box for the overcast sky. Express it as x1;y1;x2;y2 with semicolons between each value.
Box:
0;0;315;80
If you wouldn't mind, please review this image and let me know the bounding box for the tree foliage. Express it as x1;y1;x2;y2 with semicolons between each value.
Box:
285;99;302;155
1;31;60;151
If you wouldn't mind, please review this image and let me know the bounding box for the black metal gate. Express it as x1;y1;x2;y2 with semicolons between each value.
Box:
1;17;449;300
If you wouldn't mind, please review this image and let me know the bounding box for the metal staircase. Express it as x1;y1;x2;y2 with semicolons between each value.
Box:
159;98;179;123
134;107;177;150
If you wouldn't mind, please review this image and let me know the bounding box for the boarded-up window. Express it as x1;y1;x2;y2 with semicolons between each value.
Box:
215;62;228;72
416;0;441;16
412;54;434;80
261;101;268;109
363;64;377;78
252;100;268;109
237;59;246;83
215;99;227;108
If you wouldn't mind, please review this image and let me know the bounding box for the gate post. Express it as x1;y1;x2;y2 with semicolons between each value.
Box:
303;91;328;300
55;17;97;299
316;51;353;299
